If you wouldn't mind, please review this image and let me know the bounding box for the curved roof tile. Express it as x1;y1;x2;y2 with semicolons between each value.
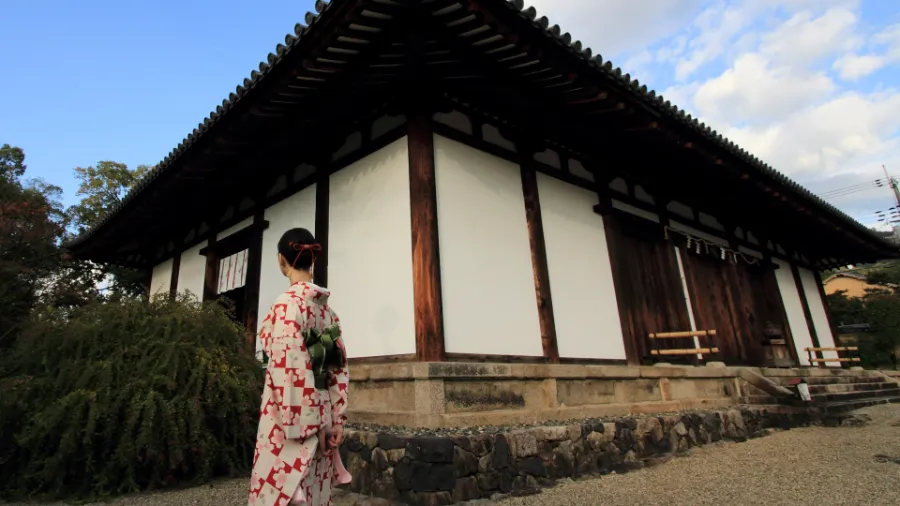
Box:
66;0;895;255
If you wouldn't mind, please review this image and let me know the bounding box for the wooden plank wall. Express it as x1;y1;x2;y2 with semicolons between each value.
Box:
680;247;795;365
605;212;691;364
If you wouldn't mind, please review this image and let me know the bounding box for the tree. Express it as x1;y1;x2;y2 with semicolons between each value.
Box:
0;146;67;345
66;161;151;299
0;144;26;180
827;289;900;369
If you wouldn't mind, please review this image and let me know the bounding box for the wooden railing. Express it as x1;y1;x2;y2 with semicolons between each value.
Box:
648;330;718;360
805;346;861;366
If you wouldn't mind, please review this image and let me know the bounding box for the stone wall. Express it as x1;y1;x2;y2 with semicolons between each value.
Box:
339;407;815;506
348;362;746;429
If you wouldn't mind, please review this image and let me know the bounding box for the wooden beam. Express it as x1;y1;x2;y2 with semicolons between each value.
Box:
313;170;330;288
168;250;182;301
202;236;218;302
242;211;266;348
790;262;823;365
407;107;446;362
589;164;640;366
519;152;560;363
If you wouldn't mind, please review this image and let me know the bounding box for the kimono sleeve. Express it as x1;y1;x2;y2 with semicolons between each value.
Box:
265;298;322;440
327;310;350;427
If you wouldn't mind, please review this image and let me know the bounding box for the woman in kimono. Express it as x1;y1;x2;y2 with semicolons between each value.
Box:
248;228;352;506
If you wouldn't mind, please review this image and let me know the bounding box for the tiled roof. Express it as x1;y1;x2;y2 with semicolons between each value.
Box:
65;0;899;256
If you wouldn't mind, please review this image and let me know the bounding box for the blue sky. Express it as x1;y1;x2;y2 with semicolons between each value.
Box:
3;0;899;229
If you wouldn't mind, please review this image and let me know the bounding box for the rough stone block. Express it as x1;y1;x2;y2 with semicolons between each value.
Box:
508;430;538;458
405;437;454;464
453;445;479;477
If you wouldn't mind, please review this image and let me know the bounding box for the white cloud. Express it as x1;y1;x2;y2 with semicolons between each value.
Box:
532;0;900;226
833;23;900;80
524;0;704;58
688;52;835;124
759;7;860;65
833;54;888;80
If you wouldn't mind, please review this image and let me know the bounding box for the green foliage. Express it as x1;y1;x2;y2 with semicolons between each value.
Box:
68;161;150;236
67;161;152;300
827;289;900;369
0;144;27;180
0;294;263;501
0;147;67;347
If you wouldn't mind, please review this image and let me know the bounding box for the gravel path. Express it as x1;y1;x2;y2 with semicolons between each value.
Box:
4;404;899;506
500;403;900;506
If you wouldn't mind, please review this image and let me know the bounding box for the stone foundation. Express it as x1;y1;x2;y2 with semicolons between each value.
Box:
348;362;750;429
339;407;817;505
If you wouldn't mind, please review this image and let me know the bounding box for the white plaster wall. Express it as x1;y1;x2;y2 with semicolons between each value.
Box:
434;135;543;357
799;267;840;365
149;258;173;298
255;185;318;359
328;137;417;358
537;173;626;359
177;243;206;298
773;258;815;366
218;217;253;241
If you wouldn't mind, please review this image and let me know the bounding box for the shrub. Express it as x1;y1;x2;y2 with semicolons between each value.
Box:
0;293;263;500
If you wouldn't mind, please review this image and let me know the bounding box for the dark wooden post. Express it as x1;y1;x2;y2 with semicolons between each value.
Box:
790;262;823;365
168;250;182;301
313;151;332;288
517;140;559;363
202;236;219;302
591;167;641;365
407;107;446;362
243;211;266;345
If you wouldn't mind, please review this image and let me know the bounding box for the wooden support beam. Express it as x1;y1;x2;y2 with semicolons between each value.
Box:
588;164;640;365
790;262;823;365
242;211;266;348
314;155;331;288
407;107;446;362
202;236;218;302
519;144;560;363
168;249;182;301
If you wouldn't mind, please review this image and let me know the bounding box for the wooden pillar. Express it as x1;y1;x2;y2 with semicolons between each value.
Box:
243;211;266;345
202;236;218;302
407;107;445;362
790;262;823;365
518;145;559;363
314;160;331;288
168;250;182;301
592;170;641;365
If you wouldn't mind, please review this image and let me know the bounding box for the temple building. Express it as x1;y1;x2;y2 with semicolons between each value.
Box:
67;0;899;429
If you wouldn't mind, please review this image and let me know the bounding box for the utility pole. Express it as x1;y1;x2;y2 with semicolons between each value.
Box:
884;165;900;209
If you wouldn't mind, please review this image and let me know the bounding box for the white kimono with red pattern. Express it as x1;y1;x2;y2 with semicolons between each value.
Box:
248;282;351;506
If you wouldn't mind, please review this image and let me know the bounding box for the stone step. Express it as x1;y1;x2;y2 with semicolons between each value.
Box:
816;396;900;414
811;388;900;403
740;395;780;405
770;376;885;386
808;381;900;395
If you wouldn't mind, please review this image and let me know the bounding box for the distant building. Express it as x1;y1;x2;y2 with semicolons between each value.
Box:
823;272;896;298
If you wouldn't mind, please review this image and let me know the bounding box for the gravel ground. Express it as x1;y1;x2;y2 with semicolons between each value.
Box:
4;404;899;506
500;403;900;506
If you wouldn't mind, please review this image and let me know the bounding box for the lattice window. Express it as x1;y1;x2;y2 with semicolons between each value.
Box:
217;249;249;294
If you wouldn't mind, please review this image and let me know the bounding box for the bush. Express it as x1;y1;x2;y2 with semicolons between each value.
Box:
0;294;263;500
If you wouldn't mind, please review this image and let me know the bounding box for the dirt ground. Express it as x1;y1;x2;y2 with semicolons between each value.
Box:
4;404;899;506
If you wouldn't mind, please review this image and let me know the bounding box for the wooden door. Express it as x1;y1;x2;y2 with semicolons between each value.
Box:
681;249;794;365
605;212;692;364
